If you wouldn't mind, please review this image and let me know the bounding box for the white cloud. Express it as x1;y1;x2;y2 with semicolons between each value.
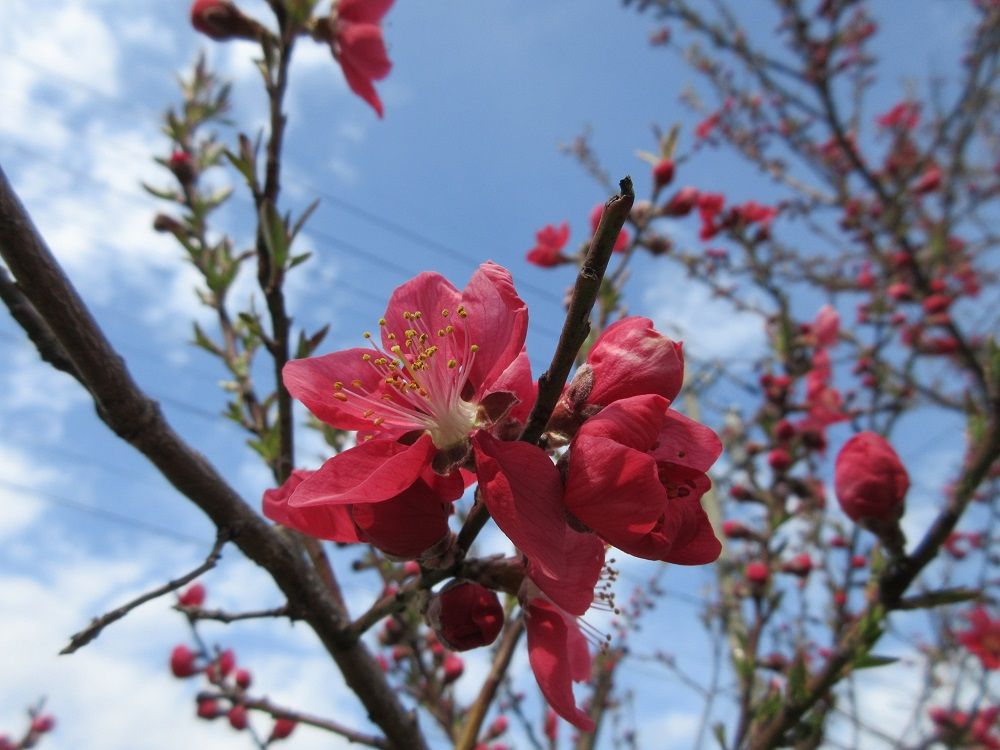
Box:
642;267;766;361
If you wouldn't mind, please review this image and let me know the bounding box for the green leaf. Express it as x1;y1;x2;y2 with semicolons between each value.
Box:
192;322;222;357
289;198;320;244
712;723;727;750
259;202;290;269
787;656;808;703
288;252;312;270
853;654;898;670
141;182;181;201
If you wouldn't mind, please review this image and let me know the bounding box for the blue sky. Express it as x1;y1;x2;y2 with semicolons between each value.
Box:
0;1;985;748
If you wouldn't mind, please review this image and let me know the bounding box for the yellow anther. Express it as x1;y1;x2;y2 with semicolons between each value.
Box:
414;311;423;319
363;331;372;339
363;409;374;418
385;377;395;385
441;308;450;317
333;381;343;389
378;317;387;326
375;357;388;366
373;417;385;427
448;359;457;369
403;311;413;320
352;379;362;387
419;333;428;343
445;325;454;334
387;332;396;340
471;344;480;353
457;305;467;317
333;393;348;402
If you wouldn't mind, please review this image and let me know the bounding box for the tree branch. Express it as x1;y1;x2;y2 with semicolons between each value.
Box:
0;164;428;750
62;534;229;655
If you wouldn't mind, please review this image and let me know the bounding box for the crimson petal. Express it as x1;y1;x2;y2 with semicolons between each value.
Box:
289;435;435;507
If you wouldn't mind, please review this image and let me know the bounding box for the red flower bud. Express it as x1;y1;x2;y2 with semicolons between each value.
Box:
207;649;236;681
170;644;199;678
488;715;509;737
196;698;219;720
227;705;248;730
768;447;792;472
190;0;260;41
270;718;297;741
443;652;465;683
235;668;253;690
661;186;699;217
851;554;867;569
781;553;813;577
722;520;753;540
745;561;770;585
834;432;909;526
177;583;206;607
30;715;55;734
652;158;675;190
426;580;504;652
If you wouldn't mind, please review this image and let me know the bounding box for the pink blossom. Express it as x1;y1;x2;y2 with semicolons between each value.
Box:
274;263;532;558
956;607;1000;670
526;222;570;267
563;394;722;564
876;101;920;130
325;0;395;117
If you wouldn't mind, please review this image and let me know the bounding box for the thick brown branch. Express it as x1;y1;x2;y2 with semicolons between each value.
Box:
62;534;228;655
0;164;428;750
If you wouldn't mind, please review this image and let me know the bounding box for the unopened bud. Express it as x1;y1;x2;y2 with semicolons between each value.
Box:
425;580;504;652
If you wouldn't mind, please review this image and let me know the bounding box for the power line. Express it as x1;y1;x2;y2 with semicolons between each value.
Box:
2;52;569;313
0;477;207;547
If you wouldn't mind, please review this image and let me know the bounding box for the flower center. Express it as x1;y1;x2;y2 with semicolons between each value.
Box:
333;306;480;449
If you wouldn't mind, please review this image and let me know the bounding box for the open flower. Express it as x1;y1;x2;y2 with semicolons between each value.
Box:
273;263;532;557
526;222;571;268
956;606;1000;670
324;0;395;117
563;394;722;564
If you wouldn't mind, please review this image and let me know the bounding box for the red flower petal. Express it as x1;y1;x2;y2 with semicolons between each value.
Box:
483;348;535;425
650;410;723;473
338;0;394;24
381;271;462;356
472;431;568;580
527;528;604;617
263;469;361;543
564;434;665;546
526;599;595;731
338;22;392;81
463;262;528;395
586;317;684;406
576;394;668;451
289;435;435;507
284;348;395;431
350;479;450;558
340;53;384;117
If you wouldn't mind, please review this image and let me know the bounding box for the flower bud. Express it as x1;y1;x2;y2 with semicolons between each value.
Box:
652;158;675;190
30;715;55;734
190;0;261;41
270;718;297;741
177;583;206;607
227;705;248;730
585;317;684;406
834;432;909;527
196;698;219;720
443;652;465;683
426;580;504;652
170;644;199;678
745;561;770;586
235;668;253;690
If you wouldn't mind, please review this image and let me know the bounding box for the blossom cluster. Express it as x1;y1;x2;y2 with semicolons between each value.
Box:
264;262;723;728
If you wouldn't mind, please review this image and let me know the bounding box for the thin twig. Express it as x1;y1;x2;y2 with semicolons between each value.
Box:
181;604;293;624
62;534;228;654
453;614;526;750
